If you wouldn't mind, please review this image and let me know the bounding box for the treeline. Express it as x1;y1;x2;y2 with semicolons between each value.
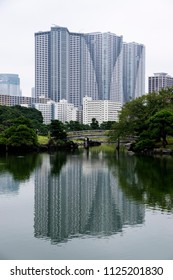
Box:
109;87;173;152
0;105;115;151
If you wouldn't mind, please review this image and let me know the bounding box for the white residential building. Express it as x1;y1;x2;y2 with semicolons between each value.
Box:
83;96;121;125
33;99;78;124
33;102;53;124
53;99;78;123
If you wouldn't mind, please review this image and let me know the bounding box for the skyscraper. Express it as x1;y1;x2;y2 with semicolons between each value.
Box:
148;72;173;93
35;31;50;99
35;26;123;107
123;42;145;103
0;74;21;96
35;26;145;107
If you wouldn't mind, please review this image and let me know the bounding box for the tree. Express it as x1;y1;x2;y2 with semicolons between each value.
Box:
90;118;99;130
0;105;43;132
100;121;115;130
109;88;173;151
4;124;38;147
8;116;34;128
49;120;67;140
149;109;173;147
65;120;83;131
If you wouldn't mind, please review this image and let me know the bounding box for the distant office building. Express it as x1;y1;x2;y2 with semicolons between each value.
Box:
35;26;124;106
123;42;145;103
0;94;49;107
83;96;121;125
0;74;21;96
148;73;173;93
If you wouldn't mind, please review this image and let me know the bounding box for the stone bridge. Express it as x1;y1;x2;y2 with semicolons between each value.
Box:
67;130;109;140
67;130;136;144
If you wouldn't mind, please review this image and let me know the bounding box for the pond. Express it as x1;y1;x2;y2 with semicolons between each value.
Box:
0;146;173;259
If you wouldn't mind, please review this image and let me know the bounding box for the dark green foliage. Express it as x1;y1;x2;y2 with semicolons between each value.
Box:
110;88;173;151
0;105;43;131
49;120;67;140
65;120;85;131
12;105;43;126
64;121;91;131
90;118;99;129
149;109;173;147
0;105;45;149
133;139;155;152
4;124;38;147
100;121;116;130
37;123;50;135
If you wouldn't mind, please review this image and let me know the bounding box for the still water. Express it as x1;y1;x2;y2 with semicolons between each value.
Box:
0;146;173;260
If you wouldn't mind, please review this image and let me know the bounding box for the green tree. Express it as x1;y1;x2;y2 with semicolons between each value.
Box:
0;105;43;131
4;124;38;147
49;120;67;140
90;118;99;130
149;109;173;147
109;88;173;151
65;120;83;131
7;116;34;128
37;123;50;136
100;121;115;130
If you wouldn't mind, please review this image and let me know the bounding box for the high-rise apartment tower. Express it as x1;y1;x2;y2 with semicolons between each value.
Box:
123;42;145;103
35;26;124;107
35;26;145;107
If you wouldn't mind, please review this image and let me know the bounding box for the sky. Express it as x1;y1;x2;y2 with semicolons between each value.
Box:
0;0;173;96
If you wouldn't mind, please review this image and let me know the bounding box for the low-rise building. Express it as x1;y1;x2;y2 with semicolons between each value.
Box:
83;96;122;125
148;73;173;93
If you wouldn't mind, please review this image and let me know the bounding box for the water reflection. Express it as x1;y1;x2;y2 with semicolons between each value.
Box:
109;152;173;212
0;153;41;195
1;147;172;246
34;149;145;244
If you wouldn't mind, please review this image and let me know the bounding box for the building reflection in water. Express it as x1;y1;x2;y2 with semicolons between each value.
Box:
0;174;20;195
34;151;145;244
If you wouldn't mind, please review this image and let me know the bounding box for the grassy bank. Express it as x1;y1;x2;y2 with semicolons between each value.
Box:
38;135;49;145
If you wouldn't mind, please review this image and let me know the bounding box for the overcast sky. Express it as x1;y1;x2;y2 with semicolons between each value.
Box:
0;0;173;96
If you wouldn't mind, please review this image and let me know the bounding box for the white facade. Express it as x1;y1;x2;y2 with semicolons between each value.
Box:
53;99;78;123
33;102;53;124
83;96;121;125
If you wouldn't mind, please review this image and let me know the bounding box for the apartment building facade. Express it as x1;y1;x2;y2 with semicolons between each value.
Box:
35;26;124;107
148;72;173;93
83;96;121;125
